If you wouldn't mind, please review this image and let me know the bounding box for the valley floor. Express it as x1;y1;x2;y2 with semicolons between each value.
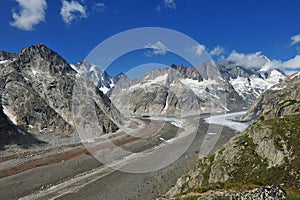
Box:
0;114;243;200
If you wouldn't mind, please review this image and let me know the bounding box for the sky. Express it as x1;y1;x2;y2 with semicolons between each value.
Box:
1;0;300;76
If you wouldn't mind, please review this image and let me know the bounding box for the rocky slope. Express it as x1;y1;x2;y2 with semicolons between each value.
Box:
73;60;285;116
0;105;42;150
0;44;123;145
71;61;136;94
110;62;247;116
218;61;286;104
162;72;300;199
242;72;300;121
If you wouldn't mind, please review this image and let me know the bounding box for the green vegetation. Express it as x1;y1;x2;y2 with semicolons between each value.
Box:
175;114;300;199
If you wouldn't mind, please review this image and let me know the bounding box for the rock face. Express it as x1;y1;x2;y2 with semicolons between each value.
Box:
0;105;42;150
218;61;286;104
241;72;300;121
72;61;136;95
110;62;247;116
73;60;285;116
0;51;15;61
163;72;300;199
0;44;123;144
232;185;287;200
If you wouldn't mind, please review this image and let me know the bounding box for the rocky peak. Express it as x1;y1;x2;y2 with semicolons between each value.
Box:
16;43;75;75
168;64;203;82
0;45;123;145
0;51;15;61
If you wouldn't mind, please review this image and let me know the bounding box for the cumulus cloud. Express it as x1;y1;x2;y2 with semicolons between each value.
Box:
10;0;47;31
191;44;206;56
290;34;300;46
282;55;300;69
226;51;268;68
210;46;224;56
60;0;87;24
226;50;300;74
145;41;168;56
157;0;176;11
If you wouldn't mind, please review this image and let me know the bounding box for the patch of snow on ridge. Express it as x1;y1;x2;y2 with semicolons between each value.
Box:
100;86;110;94
130;74;168;90
270;85;287;91
290;72;300;80
179;78;217;96
3;106;17;125
230;70;285;101
265;70;285;85
0;60;8;64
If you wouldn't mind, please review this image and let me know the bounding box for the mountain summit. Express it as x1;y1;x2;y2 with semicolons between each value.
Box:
0;44;123;144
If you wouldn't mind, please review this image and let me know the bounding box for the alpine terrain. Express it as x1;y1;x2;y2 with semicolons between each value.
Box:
160;72;300;199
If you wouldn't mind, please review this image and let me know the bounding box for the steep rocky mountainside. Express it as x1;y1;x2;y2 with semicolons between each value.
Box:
110;62;247;116
242;72;300;121
0;44;123;144
0;51;15;61
218;61;286;104
72;61;136;94
0;105;42;150
162;72;300;199
72;60;285;116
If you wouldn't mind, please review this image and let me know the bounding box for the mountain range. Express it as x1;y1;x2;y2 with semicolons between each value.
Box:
73;58;285;116
0;44;287;148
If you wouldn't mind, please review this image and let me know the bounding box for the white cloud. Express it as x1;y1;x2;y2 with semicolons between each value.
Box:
60;0;87;24
282;55;300;69
210;46;224;56
227;51;267;68
290;34;300;46
157;0;176;11
10;0;47;31
163;0;176;10
191;44;206;56
225;49;300;74
145;41;168;56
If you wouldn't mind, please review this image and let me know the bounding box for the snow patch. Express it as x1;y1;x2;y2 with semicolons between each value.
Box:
130;74;168;90
159;137;168;142
31;69;37;75
100;86;110;94
208;132;217;135
290;72;300;80
3;106;17;125
179;78;218;97
0;60;8;64
270;85;287;91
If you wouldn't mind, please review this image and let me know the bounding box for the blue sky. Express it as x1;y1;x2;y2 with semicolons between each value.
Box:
1;0;300;75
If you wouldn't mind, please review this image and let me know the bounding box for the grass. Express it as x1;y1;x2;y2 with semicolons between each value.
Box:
175;114;300;199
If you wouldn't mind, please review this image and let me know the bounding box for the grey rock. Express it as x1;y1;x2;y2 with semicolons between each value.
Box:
241;72;300;121
0;44;123;144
